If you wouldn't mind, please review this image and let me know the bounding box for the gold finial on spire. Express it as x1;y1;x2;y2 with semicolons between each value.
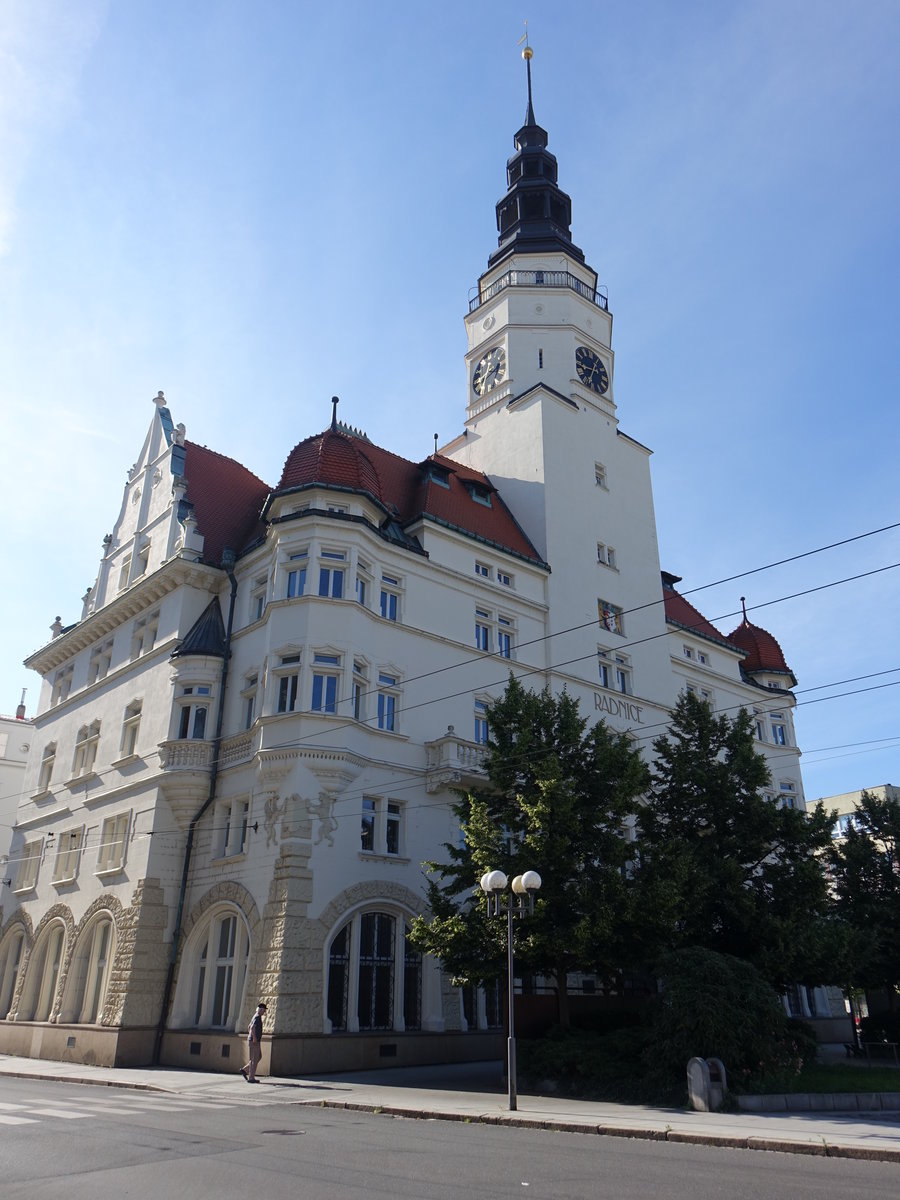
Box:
517;20;532;59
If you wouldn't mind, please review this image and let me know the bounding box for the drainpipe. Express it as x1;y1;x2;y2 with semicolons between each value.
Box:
153;552;238;1065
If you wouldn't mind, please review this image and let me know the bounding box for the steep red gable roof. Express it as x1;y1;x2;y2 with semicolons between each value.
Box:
662;581;742;652
273;428;544;564
183;442;270;567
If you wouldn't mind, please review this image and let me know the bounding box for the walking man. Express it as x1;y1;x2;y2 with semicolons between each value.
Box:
241;1002;267;1082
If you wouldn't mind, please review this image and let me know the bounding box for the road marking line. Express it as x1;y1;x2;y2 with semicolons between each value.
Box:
0;1114;39;1124
24;1108;90;1119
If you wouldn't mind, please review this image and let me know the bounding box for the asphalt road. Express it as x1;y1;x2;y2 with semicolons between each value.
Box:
0;1077;897;1200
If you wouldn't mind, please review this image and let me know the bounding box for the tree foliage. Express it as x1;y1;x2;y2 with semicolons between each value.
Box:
632;692;839;988
828;789;900;998
408;677;648;1024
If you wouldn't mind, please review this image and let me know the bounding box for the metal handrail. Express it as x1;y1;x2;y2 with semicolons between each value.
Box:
469;269;608;313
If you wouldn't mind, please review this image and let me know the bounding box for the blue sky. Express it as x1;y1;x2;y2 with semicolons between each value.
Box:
1;0;897;801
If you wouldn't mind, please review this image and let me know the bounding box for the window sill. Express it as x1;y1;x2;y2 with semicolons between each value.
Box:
211;852;248;866
95;864;125;879
111;753;142;768
52;875;79;888
358;851;410;865
65;771;99;789
13;883;37;895
31;788;53;802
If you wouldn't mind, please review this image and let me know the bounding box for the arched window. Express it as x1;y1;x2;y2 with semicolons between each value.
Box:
326;910;421;1034
173;907;249;1030
18;922;66;1022
0;928;26;1019
59;915;115;1024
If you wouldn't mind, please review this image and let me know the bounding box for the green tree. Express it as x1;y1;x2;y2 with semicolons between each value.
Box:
632;692;838;989
408;677;648;1027
828;790;900;1005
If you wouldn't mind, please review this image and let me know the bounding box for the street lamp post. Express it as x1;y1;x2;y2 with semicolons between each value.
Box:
480;868;542;1111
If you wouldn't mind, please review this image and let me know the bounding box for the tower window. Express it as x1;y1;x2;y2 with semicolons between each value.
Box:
538;349;543;369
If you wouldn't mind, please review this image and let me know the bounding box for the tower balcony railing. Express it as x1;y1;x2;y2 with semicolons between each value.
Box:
469;269;608;313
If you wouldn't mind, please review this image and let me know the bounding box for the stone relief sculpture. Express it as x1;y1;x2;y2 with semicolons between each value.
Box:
310;791;338;847
263;793;285;847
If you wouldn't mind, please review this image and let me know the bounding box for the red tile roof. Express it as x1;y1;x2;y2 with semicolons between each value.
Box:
726;618;796;683
662;583;743;651
273;429;543;563
183;442;270;567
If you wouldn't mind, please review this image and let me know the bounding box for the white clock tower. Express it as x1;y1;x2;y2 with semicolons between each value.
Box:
444;48;677;727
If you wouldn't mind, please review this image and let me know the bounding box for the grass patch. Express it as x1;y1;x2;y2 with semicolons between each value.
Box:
748;1062;900;1095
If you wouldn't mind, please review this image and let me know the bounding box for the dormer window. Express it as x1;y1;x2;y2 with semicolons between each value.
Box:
426;464;450;488
467;482;492;507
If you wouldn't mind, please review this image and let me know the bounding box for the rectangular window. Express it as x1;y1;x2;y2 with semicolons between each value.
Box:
469;483;492;507
53;827;84;884
377;674;397;732
135;543;150;577
131;611;159;660
15;839;42;892
278;671;300;713
475;609;491;651
614;653;631;695
597;543;616;569
497;571;512;587
118;555;132;590
598;600;624;635
683;645;693;660
474;700;489;745
251;576;267;621
97;812;130;874
241;674;258;729
88;640;113;684
311;656;339;714
318;566;345;598
72;721;101;777
771;722;787;746
380;576;399;621
475;561;490;579
697;651;708;665
120;701;142;757
594;462;607;488
353;660;367;721
598;650;610;689
177;686;210;739
218;798;250;858
286;551;308;598
779;782;797;810
356;576;367;606
386;802;402;855
51;666;73;706
497;615;513;659
37;743;56;793
361;797;376;851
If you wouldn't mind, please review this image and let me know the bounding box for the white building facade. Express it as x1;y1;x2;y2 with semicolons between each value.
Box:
0;69;817;1072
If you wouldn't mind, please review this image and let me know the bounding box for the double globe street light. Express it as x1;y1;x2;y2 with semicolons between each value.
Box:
479;868;542;1111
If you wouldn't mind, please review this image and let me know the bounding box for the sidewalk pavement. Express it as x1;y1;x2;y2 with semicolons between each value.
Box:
2;1054;899;1164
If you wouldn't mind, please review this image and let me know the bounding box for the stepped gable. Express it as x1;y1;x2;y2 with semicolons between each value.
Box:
662;574;742;651
183;442;270;566
727;609;797;686
273;427;543;564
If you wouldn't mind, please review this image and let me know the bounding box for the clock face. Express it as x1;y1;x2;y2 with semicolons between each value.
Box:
575;345;610;395
473;346;507;396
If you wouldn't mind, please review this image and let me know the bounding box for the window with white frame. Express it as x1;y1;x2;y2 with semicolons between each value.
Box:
0;928;25;1019
311;653;341;714
51;665;73;706
360;797;404;856
18;922;65;1022
474;699;489;745
352;659;367;721
286;550;308;598
597;543;617;569
475;608;491;651
380;574;400;621
594;462;608;488
475;561;491;579
60;915;115;1024
131;610;159;660
88;639;113;683
36;743;56;793
177;686;210;739
120;701;142;758
118;554;132;590
778;781;798;810
771;713;788;745
250;575;267;621
377;673;399;732
14;839;42;892
216;797;250;859
318;550;346;598
135;541;150;578
753;708;766;741
326;911;421;1033
598;600;624;635
361;797;376;851
683;645;693;660
241;674;258;729
497;614;513;659
356;559;371;607
96;812;130;874
697;651;708;666
72;721;101;777
52;827;84;884
188;908;250;1029
497;570;513;588
276;654;301;713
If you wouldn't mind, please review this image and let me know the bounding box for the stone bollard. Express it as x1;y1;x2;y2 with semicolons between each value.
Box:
687;1056;728;1111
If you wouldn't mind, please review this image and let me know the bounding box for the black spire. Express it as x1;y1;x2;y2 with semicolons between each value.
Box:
487;46;585;270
